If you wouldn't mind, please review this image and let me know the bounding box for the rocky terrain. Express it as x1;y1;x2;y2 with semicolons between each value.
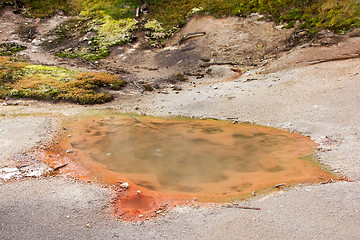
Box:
1;7;360;240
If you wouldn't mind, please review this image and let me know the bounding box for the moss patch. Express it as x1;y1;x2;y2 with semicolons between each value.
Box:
0;56;124;104
21;0;81;18
0;43;27;56
54;14;137;60
143;20;179;47
146;0;360;33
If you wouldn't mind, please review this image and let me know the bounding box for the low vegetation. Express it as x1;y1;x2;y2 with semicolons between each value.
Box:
146;0;360;33
0;43;26;56
2;0;356;61
2;0;358;33
0;57;125;104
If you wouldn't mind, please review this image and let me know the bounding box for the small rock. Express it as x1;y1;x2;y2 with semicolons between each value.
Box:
137;190;141;194
66;149;73;153
85;223;91;228
273;183;286;188
67;135;71;137
66;215;70;219
120;182;129;189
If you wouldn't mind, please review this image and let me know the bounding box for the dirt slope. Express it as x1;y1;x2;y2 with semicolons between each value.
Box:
1;8;360;240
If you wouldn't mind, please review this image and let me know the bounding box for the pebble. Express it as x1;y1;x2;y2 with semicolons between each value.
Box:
120;182;129;189
137;190;141;194
66;149;73;153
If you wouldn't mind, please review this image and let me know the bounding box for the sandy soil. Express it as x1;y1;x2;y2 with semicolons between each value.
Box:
1;8;360;240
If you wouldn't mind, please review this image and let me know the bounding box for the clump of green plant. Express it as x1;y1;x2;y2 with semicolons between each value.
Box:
147;0;360;33
143;20;179;47
54;12;138;60
79;0;139;19
21;0;81;18
90;15;138;46
0;56;125;104
55;45;110;61
0;43;26;56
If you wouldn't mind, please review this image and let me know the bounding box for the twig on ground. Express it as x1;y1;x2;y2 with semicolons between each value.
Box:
307;54;360;65
52;164;68;171
178;32;206;45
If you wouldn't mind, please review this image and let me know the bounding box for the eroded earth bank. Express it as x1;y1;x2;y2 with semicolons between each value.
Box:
1;8;360;240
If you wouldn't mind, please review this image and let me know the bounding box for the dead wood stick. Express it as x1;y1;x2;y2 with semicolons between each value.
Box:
52;163;68;171
130;115;141;123
226;204;261;210
184;72;205;78
201;62;239;67
273;183;286;188
178;32;206;44
236;206;261;210
307;54;360;65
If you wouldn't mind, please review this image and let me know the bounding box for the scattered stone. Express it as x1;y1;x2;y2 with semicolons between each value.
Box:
137;190;141;194
66;149;73;153
120;182;129;189
273;183;286;188
155;209;165;214
85;223;91;228
172;86;182;91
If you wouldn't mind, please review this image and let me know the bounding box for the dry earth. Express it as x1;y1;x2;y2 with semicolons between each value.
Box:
1;9;360;240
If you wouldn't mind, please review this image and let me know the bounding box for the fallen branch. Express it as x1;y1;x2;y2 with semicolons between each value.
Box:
52;164;68;171
201;62;239;67
236;206;261;210
244;78;257;83
307;54;360;65
226;204;261;210
184;72;205;79
273;183;286;188
178;32;206;45
130;115;141;123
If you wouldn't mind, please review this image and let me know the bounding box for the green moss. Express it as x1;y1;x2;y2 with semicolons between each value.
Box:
147;0;359;33
0;56;124;104
94;15;137;46
0;43;26;56
21;0;81;18
55;45;110;61
143;20;179;46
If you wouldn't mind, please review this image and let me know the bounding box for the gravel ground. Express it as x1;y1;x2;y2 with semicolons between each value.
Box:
0;11;360;239
1;178;359;239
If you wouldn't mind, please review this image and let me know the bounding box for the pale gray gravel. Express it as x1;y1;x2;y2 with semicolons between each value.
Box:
0;178;359;240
